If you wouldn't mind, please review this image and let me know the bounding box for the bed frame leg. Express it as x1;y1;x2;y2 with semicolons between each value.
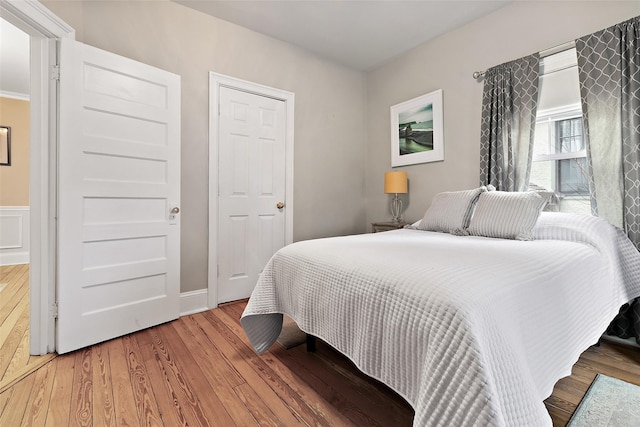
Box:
306;334;316;352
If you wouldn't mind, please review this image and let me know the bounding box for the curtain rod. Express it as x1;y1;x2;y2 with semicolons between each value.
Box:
539;40;576;58
472;40;577;80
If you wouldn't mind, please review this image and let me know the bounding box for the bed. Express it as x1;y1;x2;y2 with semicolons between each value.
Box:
241;191;640;426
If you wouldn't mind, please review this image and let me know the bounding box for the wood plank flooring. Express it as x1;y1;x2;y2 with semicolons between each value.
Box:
545;337;640;426
0;264;56;393
0;298;639;426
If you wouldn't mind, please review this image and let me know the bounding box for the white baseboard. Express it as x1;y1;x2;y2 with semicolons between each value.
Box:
0;252;30;266
180;289;209;316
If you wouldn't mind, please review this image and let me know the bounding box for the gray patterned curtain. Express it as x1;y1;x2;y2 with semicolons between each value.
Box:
479;54;540;191
576;16;640;344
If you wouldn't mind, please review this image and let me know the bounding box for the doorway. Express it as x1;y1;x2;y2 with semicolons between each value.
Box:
208;73;295;307
0;14;57;391
1;1;73;360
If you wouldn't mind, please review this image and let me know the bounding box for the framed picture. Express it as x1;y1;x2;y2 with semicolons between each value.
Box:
390;89;444;167
0;126;10;166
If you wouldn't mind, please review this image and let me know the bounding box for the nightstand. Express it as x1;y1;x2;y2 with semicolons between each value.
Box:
371;221;409;233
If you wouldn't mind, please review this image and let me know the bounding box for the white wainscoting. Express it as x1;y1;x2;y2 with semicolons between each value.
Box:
0;207;30;266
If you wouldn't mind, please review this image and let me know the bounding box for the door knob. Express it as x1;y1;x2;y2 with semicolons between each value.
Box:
169;205;180;225
276;202;285;209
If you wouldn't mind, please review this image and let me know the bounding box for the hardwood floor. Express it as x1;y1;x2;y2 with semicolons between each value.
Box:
0;298;638;426
0;264;56;393
545;337;640;426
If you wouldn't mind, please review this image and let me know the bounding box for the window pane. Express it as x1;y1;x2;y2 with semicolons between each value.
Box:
556;117;584;152
558;157;589;195
529;158;591;215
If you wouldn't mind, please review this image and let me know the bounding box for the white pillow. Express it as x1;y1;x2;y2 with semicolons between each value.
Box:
405;219;422;229
467;191;552;240
419;187;488;235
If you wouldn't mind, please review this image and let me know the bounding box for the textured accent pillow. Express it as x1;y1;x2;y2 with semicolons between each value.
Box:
467;191;552;240
419;187;488;235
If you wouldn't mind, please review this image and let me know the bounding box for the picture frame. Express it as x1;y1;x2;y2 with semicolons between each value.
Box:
390;89;444;167
0;126;10;166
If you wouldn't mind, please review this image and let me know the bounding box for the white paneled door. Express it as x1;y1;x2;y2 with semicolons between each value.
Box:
56;38;181;354
217;87;286;303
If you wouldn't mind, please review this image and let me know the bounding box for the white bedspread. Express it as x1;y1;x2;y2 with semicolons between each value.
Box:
241;213;640;426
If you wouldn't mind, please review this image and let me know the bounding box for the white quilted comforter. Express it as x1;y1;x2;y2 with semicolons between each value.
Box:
241;213;640;426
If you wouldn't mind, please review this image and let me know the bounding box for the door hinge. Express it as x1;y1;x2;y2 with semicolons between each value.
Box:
50;302;59;319
51;65;60;81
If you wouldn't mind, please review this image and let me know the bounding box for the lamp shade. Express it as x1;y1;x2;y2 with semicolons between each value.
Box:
384;171;408;194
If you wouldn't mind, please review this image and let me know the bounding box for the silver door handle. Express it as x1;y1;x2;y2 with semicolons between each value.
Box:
171;207;180;214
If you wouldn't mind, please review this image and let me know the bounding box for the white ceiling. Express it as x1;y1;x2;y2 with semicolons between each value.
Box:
0;18;30;98
0;1;511;96
175;0;511;70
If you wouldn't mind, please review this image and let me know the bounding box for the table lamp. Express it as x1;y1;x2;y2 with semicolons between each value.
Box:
384;171;408;223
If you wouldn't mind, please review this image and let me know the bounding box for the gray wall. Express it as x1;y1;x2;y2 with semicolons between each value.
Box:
366;1;640;226
41;0;640;294
43;0;368;293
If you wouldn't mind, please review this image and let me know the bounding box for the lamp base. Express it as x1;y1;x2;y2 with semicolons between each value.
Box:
390;194;403;223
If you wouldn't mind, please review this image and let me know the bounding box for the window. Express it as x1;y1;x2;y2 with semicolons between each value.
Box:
528;48;591;215
555;118;588;196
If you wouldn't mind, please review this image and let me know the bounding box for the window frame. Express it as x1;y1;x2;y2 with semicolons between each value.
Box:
533;107;585;162
532;106;589;197
529;47;591;214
